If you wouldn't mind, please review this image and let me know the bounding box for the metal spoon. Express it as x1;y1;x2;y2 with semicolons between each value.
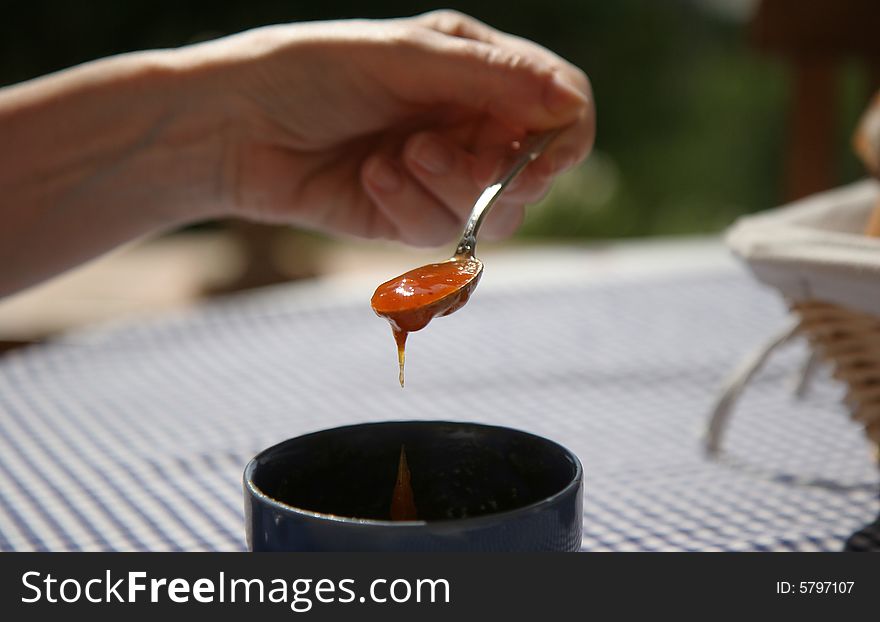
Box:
371;129;561;385
453;127;562;262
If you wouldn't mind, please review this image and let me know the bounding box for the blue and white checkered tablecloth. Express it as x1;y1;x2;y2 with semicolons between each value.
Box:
0;265;877;551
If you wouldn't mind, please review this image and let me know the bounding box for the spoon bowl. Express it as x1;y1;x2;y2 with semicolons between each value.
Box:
371;256;483;386
370;257;483;333
371;129;561;385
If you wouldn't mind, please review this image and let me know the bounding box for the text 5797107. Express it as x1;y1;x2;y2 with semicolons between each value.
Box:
776;581;854;595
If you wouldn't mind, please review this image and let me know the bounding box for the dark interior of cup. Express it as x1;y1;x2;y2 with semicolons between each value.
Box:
250;421;578;522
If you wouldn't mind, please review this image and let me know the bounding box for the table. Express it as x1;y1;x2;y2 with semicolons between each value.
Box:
0;239;877;551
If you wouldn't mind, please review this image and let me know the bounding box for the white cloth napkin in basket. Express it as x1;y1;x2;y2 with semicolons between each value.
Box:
726;179;880;315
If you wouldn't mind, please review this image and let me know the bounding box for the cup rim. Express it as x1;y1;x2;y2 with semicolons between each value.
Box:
244;420;583;529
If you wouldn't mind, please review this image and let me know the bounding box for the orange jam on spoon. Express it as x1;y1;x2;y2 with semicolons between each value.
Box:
370;131;560;386
370;258;483;386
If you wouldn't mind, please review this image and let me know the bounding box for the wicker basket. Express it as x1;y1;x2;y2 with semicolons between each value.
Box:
707;179;880;455
791;300;880;448
706;180;880;550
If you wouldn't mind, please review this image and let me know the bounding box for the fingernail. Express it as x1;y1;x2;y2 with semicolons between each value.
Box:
368;158;402;192
544;72;586;115
412;136;453;175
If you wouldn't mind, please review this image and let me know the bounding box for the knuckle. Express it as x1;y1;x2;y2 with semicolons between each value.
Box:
478;44;539;77
501;52;554;86
502;51;527;72
568;66;593;98
383;24;422;49
420;8;470;30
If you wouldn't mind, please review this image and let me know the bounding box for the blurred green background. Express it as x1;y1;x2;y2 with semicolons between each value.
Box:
0;0;871;239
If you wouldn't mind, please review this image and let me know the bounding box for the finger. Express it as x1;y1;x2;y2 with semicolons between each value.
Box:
402;131;482;222
480;201;525;241
381;29;589;134
402;131;547;241
415;10;592;112
403;130;550;218
440;115;527;160
417;10;567;70
360;150;460;247
472;115;593;189
536;112;595;176
413;11;595;177
480;169;554;241
503;165;555;204
361;195;401;241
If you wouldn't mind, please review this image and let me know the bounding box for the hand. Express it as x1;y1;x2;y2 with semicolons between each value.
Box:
196;10;594;246
0;11;593;297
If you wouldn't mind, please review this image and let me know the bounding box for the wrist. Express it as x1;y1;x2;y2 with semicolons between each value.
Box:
163;27;311;220
0;51;243;295
142;47;241;223
0;49;240;228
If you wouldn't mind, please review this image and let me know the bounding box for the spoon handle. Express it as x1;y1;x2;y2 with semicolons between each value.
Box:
454;128;562;258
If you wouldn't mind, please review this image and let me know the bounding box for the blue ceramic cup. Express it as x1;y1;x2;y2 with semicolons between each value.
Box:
244;421;583;551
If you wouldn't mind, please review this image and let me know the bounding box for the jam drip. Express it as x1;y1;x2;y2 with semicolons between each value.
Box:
390;445;417;521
